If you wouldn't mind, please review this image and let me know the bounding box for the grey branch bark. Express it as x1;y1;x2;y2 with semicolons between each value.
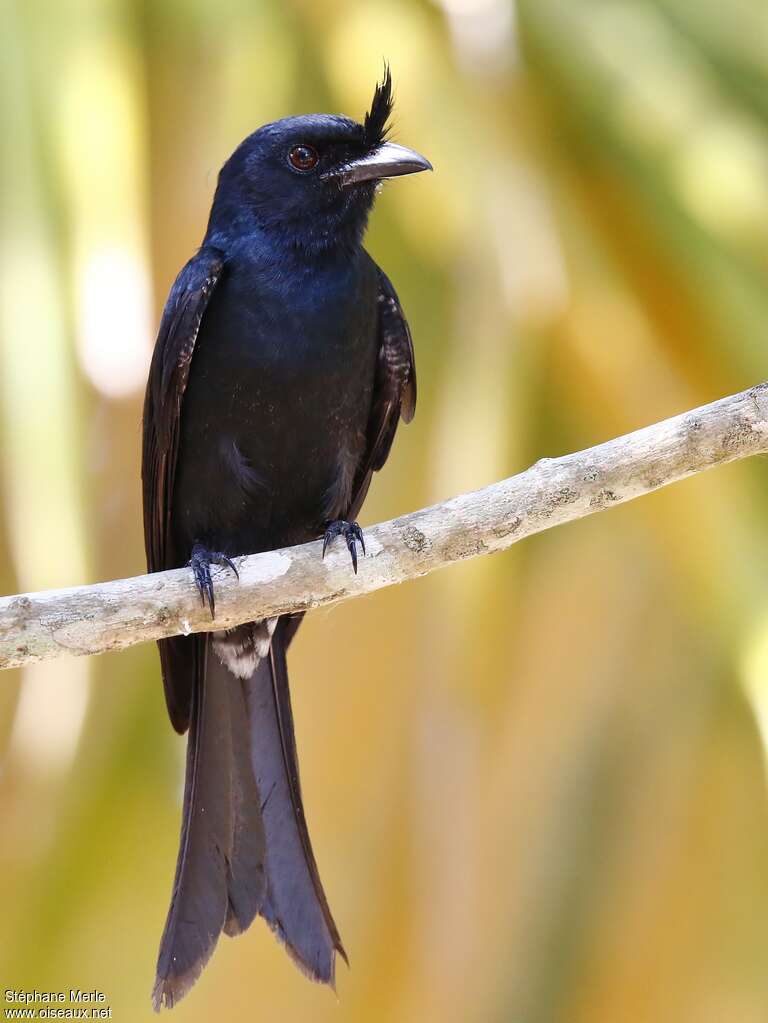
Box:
2;383;768;672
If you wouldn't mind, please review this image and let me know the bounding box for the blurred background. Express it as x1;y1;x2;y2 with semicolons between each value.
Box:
2;0;768;1020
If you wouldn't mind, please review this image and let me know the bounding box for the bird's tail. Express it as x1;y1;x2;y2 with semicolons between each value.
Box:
152;621;344;1010
243;618;346;982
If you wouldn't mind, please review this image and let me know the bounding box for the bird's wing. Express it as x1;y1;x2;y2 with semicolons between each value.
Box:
141;245;225;733
348;264;417;519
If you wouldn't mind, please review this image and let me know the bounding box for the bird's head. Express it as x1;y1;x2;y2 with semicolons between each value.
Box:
208;68;431;255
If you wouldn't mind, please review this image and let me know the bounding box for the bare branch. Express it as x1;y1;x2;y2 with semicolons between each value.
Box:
2;383;768;671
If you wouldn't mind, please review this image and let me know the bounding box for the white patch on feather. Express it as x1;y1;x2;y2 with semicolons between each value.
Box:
212;617;279;679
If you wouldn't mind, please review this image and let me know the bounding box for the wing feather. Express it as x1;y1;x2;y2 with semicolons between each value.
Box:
141;246;225;733
348;265;417;519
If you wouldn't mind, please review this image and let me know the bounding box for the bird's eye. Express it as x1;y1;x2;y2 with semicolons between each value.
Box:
288;144;320;172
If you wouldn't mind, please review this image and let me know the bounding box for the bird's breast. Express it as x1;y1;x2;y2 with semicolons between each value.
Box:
172;252;378;556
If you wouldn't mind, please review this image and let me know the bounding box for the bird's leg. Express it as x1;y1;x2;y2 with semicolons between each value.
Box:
188;541;239;619
322;520;366;574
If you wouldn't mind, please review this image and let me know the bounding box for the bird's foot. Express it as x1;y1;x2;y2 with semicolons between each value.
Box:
322;520;366;574
189;542;239;619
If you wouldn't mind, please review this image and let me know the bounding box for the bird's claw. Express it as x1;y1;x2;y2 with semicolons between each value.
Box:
188;542;239;619
322;520;366;574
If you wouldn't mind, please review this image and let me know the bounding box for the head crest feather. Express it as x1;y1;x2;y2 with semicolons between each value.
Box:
363;65;393;150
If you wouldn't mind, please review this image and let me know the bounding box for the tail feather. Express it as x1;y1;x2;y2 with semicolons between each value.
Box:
222;657;267;936
152;638;266;1010
153;636;233;1010
152;620;342;1010
244;619;346;983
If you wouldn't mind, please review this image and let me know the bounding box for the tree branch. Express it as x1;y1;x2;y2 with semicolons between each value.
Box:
2;383;768;671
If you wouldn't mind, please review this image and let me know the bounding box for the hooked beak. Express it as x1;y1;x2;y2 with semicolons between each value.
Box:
331;141;433;186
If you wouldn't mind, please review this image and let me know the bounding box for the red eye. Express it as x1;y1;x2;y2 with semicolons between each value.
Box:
288;144;319;172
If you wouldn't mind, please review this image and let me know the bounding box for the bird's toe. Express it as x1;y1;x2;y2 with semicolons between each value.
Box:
322;520;365;574
188;542;239;619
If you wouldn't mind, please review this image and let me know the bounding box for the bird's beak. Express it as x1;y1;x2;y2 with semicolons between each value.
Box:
332;141;433;186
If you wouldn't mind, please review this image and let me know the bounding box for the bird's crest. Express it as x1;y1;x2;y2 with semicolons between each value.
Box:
363;65;394;150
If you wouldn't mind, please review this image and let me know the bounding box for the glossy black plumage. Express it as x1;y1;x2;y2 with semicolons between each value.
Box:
141;69;428;1009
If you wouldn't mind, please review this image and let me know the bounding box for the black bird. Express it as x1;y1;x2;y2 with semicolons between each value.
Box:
141;70;430;1009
